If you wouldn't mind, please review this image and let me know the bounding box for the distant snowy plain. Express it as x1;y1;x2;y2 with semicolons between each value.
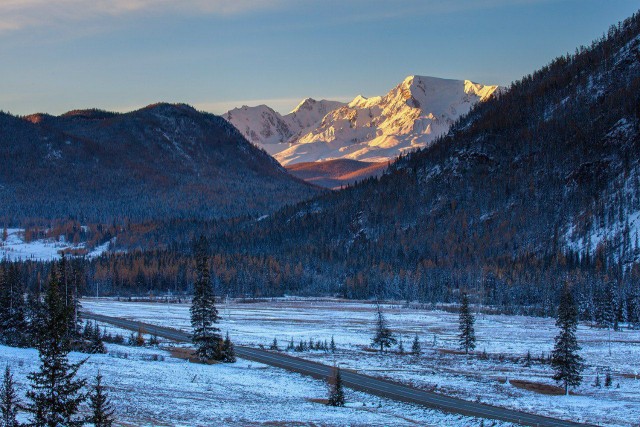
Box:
0;228;110;261
81;298;640;427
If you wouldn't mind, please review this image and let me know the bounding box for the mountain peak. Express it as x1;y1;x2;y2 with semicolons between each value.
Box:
138;102;197;116
275;74;500;165
60;109;120;120
224;98;346;151
463;80;501;101
291;98;318;113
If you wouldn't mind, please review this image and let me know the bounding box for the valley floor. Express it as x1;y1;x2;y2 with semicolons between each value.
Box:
0;341;506;427
81;297;640;427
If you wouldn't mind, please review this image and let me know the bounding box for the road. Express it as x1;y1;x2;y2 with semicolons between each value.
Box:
84;312;597;427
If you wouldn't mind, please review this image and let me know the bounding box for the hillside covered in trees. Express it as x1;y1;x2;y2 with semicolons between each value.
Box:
0;103;320;223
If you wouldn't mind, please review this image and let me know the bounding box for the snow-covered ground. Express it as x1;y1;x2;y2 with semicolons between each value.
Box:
0;228;110;261
0;341;508;426
83;297;640;426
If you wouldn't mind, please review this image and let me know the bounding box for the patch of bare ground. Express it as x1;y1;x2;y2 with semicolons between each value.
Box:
438;348;467;355
167;346;218;364
508;379;573;395
621;372;640;379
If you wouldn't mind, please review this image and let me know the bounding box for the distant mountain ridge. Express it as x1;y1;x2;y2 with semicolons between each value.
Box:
223;98;345;155
223;76;500;165
0;103;320;223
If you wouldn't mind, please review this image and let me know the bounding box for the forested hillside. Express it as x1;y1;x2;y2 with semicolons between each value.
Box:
0;103;320;223
217;12;640;307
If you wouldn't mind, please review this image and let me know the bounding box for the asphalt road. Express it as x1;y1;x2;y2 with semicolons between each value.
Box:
84;312;597;427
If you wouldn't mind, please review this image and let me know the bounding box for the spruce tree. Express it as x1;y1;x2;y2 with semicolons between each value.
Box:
1;365;20;427
90;323;106;354
88;372;114;427
190;236;222;361
330;336;336;353
0;263;28;347
221;332;236;363
270;338;279;350
26;270;87;427
411;333;421;355
371;303;396;352
327;366;345;407
58;255;80;344
551;285;584;395
458;292;476;354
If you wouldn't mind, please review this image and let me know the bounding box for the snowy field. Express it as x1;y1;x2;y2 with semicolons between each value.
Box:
82;297;640;427
0;341;509;427
0;228;110;261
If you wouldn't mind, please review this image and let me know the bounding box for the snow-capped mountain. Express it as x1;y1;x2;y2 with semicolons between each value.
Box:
275;76;500;165
223;99;345;155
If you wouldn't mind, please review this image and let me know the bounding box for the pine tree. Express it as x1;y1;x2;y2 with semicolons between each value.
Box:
411;333;421;355
190;236;222;361
26;270;87;427
551;285;584;395
82;321;92;340
148;334;159;347
604;370;612;387
398;339;404;355
270;338;279;351
0;263;28;347
68;260;84;343
458;293;476;354
90;322;106;354
58;255;80;345
327;366;345;407
26;287;44;343
330;336;336;353
371;303;396;352
88;372;114;427
1;365;20;427
221;332;236;363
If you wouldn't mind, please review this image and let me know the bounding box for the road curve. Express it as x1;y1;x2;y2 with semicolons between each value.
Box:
84;312;597;427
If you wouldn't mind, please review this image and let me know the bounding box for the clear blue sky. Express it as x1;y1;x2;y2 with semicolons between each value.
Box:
0;0;637;115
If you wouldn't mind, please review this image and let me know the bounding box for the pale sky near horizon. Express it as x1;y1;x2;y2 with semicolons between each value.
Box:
0;0;637;116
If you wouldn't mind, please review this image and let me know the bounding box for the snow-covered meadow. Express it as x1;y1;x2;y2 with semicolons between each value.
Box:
0;228;110;261
0;341;507;427
82;297;640;427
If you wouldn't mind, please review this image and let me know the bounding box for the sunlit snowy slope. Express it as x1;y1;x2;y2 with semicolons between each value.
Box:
224;76;499;165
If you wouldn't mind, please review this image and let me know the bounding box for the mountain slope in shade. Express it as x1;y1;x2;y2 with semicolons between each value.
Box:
223;98;345;155
275;76;500;165
0;103;320;223
286;159;388;189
